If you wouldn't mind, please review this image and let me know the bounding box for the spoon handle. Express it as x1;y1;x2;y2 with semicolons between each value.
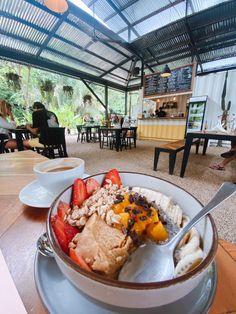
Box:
167;182;236;250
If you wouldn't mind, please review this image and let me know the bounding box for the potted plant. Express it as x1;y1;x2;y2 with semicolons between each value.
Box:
40;80;54;93
5;72;21;91
83;94;92;104
63;85;73;97
221;71;231;129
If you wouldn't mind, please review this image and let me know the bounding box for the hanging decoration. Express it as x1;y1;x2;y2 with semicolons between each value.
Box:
44;0;68;13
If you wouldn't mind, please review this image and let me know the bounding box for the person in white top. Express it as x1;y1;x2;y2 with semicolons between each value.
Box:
0;100;17;150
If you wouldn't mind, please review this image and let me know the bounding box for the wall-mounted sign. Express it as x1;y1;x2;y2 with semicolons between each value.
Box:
144;64;193;96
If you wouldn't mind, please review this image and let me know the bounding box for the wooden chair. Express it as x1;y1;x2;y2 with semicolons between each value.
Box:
100;128;113;149
110;129;128;151
126;127;137;149
90;126;100;142
37;127;68;159
153;139;200;175
0;134;7;154
76;125;86;143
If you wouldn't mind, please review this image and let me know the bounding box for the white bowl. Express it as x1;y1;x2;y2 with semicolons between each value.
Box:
46;172;218;309
34;157;85;195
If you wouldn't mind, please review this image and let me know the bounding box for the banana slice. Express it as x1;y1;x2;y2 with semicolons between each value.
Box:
131;186;204;278
170;204;182;228
132;187;183;227
175;230;200;261
175;248;203;277
132;187;163;205
160;194;173;212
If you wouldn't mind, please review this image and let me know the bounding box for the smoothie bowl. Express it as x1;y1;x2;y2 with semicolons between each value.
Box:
46;170;218;309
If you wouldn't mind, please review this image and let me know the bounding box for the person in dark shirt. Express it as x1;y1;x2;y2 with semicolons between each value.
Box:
24;102;59;148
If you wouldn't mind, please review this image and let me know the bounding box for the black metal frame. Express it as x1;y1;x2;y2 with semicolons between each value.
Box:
0;0;235;93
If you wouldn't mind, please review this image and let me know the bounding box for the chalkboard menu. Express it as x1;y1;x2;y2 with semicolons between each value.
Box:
144;65;193;96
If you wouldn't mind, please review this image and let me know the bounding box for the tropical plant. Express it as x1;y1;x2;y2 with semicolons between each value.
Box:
5;72;21;91
63;85;73;97
221;71;231;129
40;79;54;93
40;79;54;106
83;94;92;104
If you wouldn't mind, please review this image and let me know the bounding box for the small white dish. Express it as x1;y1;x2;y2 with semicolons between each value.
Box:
19;180;55;208
19;174;89;208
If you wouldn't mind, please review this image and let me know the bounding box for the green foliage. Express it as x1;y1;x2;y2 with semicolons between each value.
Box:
5;72;21;91
108;88;125;115
63;85;73;97
51;104;79;129
11;104;32;125
0;59;126;127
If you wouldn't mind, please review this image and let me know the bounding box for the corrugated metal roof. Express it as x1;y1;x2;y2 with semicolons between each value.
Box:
0;16;47;44
0;33;39;55
0;0;235;89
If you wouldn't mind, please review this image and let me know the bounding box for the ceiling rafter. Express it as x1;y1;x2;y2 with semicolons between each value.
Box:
185;0;203;72
100;56;133;78
103;0;139;22
0;46;127;90
25;0;154;75
0;12;128;75
0;29;128;82
116;0;185;35
25;0;131;59
36;11;69;57
104;0;140;39
126;58;137;88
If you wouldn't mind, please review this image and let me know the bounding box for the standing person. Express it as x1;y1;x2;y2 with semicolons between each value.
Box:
0;100;18;151
24;101;59;148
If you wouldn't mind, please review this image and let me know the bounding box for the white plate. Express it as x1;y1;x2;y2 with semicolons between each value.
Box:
19;174;89;208
34;250;217;314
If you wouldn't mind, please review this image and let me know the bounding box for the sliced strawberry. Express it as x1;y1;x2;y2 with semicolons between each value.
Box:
57;201;70;220
52;217;69;254
103;169;122;187
72;179;88;207
69;248;92;272
85;178;100;196
50;214;57;225
64;223;79;242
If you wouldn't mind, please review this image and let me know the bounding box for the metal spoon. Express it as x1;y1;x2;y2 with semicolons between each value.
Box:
37;232;54;258
119;182;236;283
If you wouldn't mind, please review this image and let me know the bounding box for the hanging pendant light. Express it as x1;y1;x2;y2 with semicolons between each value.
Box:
160;64;172;77
44;0;68;13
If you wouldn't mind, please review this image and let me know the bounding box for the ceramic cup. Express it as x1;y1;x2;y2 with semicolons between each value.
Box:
33;158;85;195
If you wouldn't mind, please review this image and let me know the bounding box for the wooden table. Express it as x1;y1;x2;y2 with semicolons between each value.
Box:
0;150;236;313
180;131;236;177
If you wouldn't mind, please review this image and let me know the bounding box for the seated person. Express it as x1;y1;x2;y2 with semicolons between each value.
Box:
0;100;18;150
24;102;59;148
210;141;236;171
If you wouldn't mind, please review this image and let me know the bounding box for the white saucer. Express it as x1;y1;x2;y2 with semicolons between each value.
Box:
35;251;217;314
19;180;56;208
19;174;89;208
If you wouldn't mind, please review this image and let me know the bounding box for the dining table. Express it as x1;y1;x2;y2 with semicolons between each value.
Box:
0;150;236;313
82;125;100;142
180;130;236;177
99;126;135;152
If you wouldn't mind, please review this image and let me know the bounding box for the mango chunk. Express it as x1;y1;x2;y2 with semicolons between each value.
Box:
119;212;130;229
147;221;168;242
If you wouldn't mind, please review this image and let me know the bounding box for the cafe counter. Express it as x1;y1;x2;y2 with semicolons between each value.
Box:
138;117;186;141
